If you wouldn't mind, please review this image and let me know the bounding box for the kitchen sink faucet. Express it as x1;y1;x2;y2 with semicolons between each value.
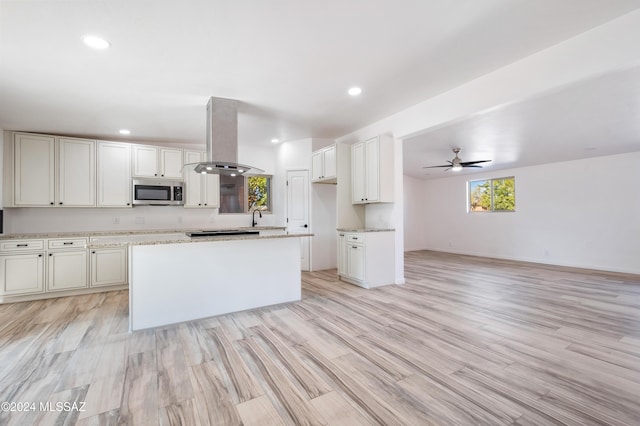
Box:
252;209;262;227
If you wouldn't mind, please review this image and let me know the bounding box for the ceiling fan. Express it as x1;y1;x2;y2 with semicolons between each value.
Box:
424;148;491;172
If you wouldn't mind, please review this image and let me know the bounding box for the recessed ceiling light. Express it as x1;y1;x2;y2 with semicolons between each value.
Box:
348;87;362;96
271;138;280;144
119;129;130;135
82;35;110;50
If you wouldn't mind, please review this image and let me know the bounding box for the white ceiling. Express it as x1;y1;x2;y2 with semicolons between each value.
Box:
404;65;640;179
1;0;640;163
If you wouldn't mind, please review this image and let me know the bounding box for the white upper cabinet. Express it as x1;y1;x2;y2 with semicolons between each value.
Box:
351;135;393;204
57;137;96;207
132;144;183;178
13;133;56;206
183;151;220;208
160;148;184;179
97;141;131;207
132;145;158;177
311;144;337;183
13;134;96;207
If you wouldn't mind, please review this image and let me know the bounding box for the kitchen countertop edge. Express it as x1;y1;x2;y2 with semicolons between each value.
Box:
0;226;287;240
336;228;395;233
88;232;314;248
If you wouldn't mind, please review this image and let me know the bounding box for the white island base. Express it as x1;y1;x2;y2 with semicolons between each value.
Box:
129;237;301;331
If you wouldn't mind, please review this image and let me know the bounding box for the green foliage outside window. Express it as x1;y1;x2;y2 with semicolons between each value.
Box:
469;177;515;212
248;176;270;211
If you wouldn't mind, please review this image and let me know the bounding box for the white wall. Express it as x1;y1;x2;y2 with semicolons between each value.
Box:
420;152;640;274
403;174;427;251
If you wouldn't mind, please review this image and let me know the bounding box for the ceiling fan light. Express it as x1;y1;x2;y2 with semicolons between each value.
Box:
452;164;463;172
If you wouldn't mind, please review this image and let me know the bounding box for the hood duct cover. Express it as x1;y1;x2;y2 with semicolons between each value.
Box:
190;97;264;176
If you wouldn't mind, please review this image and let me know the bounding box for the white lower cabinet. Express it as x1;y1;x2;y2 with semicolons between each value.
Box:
90;247;127;287
347;243;365;281
0;237;128;302
0;252;45;296
337;231;395;288
47;250;88;291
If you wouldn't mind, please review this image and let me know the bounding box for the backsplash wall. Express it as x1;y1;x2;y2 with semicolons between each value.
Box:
4;206;277;234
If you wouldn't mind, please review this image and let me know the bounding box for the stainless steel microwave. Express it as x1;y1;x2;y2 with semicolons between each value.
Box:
132;179;184;206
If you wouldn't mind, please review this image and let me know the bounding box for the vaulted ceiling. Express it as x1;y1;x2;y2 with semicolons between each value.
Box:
1;0;640;174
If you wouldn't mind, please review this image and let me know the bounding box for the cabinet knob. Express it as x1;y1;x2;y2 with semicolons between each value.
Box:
38;254;42;257
127;203;130;206
154;173;158;176
198;203;201;206
92;251;96;254
204;203;207;206
59;202;63;205
50;202;54;205
49;253;53;256
161;174;164;177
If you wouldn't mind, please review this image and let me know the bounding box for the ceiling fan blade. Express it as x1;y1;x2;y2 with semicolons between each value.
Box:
460;159;491;166
424;165;451;168
463;165;484;168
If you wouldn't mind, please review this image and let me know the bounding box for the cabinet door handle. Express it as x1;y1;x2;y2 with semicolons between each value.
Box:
63;242;73;245
339;234;344;237
17;244;28;247
352;246;359;249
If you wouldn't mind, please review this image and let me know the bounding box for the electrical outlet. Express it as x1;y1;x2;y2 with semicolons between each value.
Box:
135;217;145;224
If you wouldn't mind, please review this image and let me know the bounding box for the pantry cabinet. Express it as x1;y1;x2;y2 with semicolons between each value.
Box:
351;135;394;204
97;141;132;207
311;144;337;183
337;231;395;288
183;151;220;208
132;145;183;179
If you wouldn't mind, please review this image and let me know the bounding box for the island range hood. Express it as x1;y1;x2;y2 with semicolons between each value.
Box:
189;97;264;176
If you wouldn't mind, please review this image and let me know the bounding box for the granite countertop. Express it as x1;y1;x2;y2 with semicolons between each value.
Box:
88;231;313;248
0;226;287;240
336;228;395;233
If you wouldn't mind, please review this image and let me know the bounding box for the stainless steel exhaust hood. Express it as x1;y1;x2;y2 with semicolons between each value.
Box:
190;97;264;176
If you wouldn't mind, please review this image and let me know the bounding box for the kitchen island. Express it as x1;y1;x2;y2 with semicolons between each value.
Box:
89;229;312;331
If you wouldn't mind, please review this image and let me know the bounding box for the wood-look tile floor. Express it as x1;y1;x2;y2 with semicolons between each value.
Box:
1;250;639;425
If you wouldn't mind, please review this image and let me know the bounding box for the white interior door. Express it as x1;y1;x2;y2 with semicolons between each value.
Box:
286;170;310;271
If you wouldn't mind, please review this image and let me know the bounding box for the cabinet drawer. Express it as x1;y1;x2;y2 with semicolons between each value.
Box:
48;238;88;250
1;240;45;252
346;234;364;244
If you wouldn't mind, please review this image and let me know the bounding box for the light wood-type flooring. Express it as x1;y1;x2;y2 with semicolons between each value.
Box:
1;250;639;425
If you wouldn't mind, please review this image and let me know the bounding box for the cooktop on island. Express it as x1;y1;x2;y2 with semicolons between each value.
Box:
186;229;260;237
